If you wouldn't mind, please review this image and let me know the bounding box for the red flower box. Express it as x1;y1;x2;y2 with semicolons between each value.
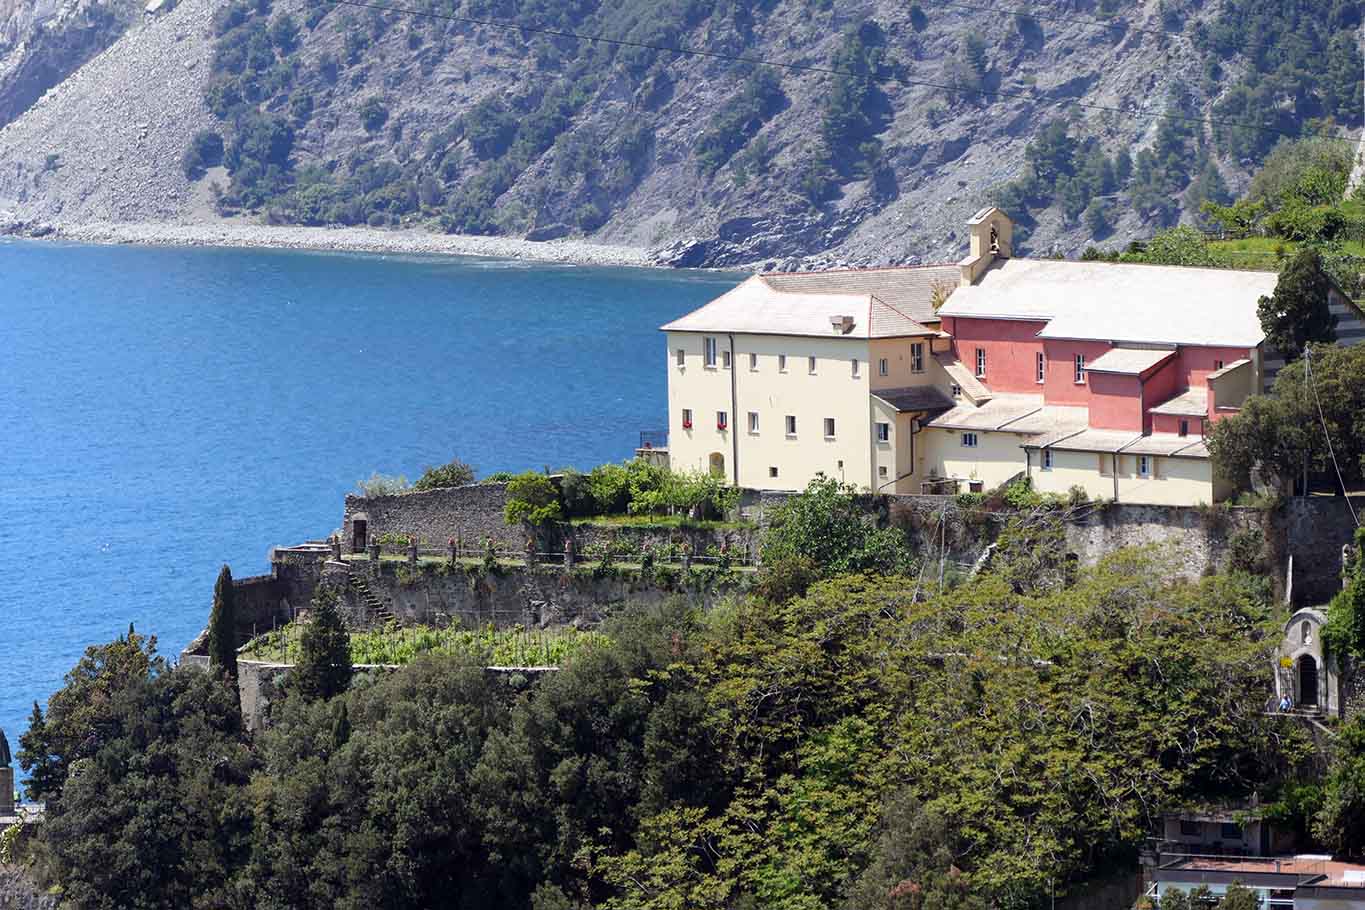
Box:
682;420;692;429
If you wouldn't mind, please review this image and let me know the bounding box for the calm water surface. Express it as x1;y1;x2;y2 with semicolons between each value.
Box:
0;239;737;770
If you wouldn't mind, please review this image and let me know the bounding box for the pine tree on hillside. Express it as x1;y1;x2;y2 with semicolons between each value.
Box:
1257;248;1338;361
207;565;238;683
294;588;352;700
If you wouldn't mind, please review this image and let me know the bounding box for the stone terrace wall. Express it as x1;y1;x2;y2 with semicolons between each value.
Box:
343;483;515;551
341;561;747;630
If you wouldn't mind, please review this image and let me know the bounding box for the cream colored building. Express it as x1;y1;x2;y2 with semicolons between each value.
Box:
659;207;1335;505
660;266;959;491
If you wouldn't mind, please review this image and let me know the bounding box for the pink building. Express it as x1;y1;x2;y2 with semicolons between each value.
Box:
920;208;1292;504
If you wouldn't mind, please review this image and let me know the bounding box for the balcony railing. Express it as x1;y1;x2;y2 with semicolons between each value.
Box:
639;430;667;450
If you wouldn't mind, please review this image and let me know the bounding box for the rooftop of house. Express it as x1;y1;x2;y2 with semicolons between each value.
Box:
938;258;1279;348
1149;388;1209;417
1086;347;1177;375
659;267;959;339
871;386;956;416
759;264;961;325
1161;855;1365;887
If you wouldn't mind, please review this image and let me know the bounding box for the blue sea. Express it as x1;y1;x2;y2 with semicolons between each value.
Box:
0;239;737;772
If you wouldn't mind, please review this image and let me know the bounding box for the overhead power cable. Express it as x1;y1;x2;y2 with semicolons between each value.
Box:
321;0;1361;145
1304;346;1359;526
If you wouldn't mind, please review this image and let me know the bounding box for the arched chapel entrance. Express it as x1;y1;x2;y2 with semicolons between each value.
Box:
1299;655;1319;708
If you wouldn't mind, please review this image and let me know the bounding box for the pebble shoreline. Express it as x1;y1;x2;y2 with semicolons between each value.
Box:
44;221;656;268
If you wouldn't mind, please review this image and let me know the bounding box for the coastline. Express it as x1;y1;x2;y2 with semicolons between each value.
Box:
37;221;656;268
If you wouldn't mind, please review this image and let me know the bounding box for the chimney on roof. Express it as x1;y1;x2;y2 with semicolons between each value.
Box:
830;315;855;334
959;207;1014;287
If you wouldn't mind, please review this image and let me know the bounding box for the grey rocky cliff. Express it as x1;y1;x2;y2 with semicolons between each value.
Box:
0;0;1303;264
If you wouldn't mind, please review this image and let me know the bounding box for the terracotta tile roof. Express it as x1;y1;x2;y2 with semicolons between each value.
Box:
760;264;962;325
659;274;937;339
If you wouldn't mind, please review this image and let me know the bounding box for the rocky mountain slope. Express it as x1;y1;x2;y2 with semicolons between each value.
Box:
0;0;216;223
0;0;137;127
0;0;1358;265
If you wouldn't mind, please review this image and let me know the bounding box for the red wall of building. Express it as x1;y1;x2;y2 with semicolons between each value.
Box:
1088;372;1144;430
1141;356;1183;432
1042;340;1113;405
948;317;1047;393
1151;413;1201;436
1178;346;1254;390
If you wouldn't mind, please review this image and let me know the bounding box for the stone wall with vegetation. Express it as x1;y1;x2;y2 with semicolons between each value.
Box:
343;483;516;551
340;560;749;631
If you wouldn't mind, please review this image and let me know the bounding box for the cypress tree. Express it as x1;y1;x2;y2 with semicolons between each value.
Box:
207;565;238;683
295;588;352;700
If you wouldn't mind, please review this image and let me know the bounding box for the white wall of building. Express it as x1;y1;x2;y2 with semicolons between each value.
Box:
918;427;1029;490
665;331;878;490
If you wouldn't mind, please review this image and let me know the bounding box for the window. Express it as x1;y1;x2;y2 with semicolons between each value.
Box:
749;352;758;370
879;465;888;478
876;422;890;442
1042;448;1052;470
1214;359;1225;371
1137;455;1151;478
716;410;728;430
778;354;788;372
1074;353;1086;384
911;343;924;373
1036;352;1045;384
704;336;718;367
785;415;797;435
879;357;889;376
1178;419;1189;437
769;466;779;478
1220;823;1243;841
1179;820;1202;838
951;384;962;398
975;347;986;378
748;411;759;433
962;432;978;448
809;355;818;374
1302;621;1313;645
675;348;685;367
722;349;732;369
824;417;836;438
681;408;693;429
851;358;860;378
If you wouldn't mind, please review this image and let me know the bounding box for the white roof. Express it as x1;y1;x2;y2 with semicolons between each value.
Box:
660;274;935;339
1149;388;1208;417
1086;347;1175;375
939;258;1277;347
1045;429;1144;453
928;395;1043;431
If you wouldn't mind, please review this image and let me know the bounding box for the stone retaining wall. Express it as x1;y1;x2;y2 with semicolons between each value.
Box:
339;561;748;630
343;483;516;552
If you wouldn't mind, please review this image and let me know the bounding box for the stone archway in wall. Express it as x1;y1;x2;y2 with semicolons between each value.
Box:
351;513;369;553
1299;654;1319;708
708;452;725;478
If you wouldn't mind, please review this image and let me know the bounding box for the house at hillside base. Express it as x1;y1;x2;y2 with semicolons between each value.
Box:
658;208;1359;505
1151;855;1365;909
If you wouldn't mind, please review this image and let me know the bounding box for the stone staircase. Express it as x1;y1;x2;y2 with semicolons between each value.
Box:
347;563;395;627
